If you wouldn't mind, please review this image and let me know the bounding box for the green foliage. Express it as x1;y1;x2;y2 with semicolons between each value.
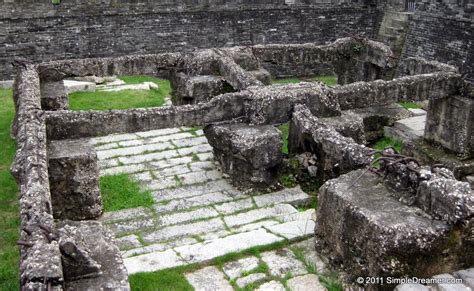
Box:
372;136;403;153
280;173;298;188
398;102;421;109
0;88;20;290
352;44;363;54
100;174;154;212
69;76;170;111
312;75;338;86
129;268;194;291
277;123;289;154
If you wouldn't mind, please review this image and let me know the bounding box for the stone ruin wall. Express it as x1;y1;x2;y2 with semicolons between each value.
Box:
0;0;380;80
10;35;474;289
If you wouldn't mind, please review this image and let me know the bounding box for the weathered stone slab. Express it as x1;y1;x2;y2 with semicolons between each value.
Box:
152;179;236;202
222;256;260;279
116;234;142;250
291;239;327;274
429;274;471;291
102;163;147;176
175;229;282;263
90;133;139;145
154;191;236;213
160;207;220;226
236;273;268;288
394;283;430;291
135;128;182;138
233;220;280;233
267;220;315;240
287;274;326;291
108;217;157;236
224;204;297;227
57;221;130;290
256;281;286;291
124;249;185;275
214;198;255;215
142;217;225;243
253;186;310;207
100;207;151;223
185;266;234;291
40;81;69;110
63;79;96;94
315;169;460;282
97;141;174;159
48;139;102;220
121;237;197;258
260;249;307;277
425;96;474;159
171;74;230;105
204;123;283;189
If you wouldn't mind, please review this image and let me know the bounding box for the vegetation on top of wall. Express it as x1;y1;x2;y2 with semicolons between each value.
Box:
0;88;20;290
69;76;170;111
372;136;403;153
272;75;337;86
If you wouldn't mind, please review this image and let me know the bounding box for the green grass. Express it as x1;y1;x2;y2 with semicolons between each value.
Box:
0;88;20;290
372;136;403;153
272;75;337;86
129;267;194;291
277;123;289;154
69;76;170;111
100;174;155;212
398;102;421;109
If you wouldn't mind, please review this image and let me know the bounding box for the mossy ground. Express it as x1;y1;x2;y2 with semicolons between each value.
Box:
272;75;337;86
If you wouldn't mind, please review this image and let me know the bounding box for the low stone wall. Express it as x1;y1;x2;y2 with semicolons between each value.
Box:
10;64;64;290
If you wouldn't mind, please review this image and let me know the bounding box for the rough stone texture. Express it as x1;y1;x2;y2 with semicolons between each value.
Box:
57;220;130;290
185;266;233;291
48;139;103;220
63;80;96;94
315;169;471;286
260;249;307;277
424;96;474;159
45;92;247;140
171;73;231;105
0;3;382;80
222;257;260;280
245;82;341;125
10;65;64;290
256;280;286;291
350;103;411;143
249;68;272;85
454;268;474;289
204;123;283;189
40;81;69;111
289;104;372;183
320;111;366;144
286;274;326;291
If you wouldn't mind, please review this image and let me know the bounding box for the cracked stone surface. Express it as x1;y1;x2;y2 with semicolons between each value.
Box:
93;127;323;288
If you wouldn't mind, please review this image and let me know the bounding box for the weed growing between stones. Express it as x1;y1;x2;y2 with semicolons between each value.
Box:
0;88;20;290
100;174;155;211
69;76;170;111
277;123;289;155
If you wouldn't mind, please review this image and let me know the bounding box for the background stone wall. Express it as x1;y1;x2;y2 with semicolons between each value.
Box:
0;1;380;79
0;0;472;80
400;12;472;68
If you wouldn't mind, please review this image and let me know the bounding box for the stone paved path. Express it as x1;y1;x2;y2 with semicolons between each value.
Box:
92;127;327;290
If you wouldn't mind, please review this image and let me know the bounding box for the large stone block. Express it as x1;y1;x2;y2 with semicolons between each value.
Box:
48;139;103;220
57;220;130;290
171;73;233;105
315;170;471;287
424;96;474;159
289;105;371;183
40;81;69;111
204;123;283;189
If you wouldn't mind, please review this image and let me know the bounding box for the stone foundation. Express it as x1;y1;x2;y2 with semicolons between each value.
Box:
204;123;283;189
48;139;103;220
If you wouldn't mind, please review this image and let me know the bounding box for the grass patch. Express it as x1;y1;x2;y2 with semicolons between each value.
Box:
272;75;337;87
0;88;20;290
100;174;154;212
277;123;289;155
372;136;403;153
69;76;170;111
129;267;194;291
398;102;421;109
